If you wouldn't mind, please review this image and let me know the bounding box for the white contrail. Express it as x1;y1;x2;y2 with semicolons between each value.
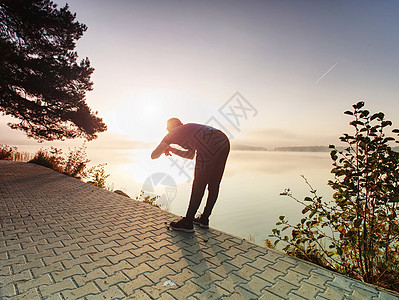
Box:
314;63;337;84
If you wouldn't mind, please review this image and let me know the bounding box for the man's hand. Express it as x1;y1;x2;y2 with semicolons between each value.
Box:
151;142;170;159
164;146;173;156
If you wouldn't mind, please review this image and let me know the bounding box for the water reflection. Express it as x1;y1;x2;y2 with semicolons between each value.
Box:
86;149;335;247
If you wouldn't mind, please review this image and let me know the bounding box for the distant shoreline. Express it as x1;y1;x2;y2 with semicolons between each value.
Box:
231;144;331;152
232;144;399;153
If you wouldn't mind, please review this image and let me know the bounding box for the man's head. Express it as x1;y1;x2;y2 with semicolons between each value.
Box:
166;118;183;132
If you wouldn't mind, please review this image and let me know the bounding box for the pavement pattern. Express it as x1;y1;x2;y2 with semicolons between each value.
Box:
1;160;398;300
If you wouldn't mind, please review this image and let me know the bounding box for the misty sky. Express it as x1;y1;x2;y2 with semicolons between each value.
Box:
2;0;399;149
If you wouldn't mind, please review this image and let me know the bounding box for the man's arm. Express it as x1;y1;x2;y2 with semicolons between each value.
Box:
151;141;170;159
169;147;195;160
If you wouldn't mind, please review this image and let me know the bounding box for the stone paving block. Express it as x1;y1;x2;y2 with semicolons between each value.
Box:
222;246;245;259
167;279;203;299
69;246;98;259
13;287;42;300
147;238;173;251
303;273;330;288
88;248;115;262
234;263;261;279
147;254;175;271
290;261;317;276
164;258;190;274
42;252;72;267
102;260;134;277
85;285;126;300
227;253;253;268
118;274;153;294
2;256;26;268
25;249;54;262
209;261;240;279
92;240;120;253
112;241;138;255
1;269;31;285
13;259;45;274
73;268;107;287
106;251;134;265
16;273;53;294
130;244;156;257
286;291;309;299
243;274;274;295
317;285;348;299
377;290;399;300
140;278;179;299
279;269;308;286
258;289;286;299
256;265;285;283
350;288;379;300
266;278;301;298
165;268;195;287
190;285;231;299
291;281;324;299
6;247;36;259
246;255;275;271
192;270;225;289
79;257;113;273
157;292;177;300
53;243;81;256
62;255;92;269
43;292;64;300
1;282;17;297
122;262;154;281
230;286;260;299
144;265;176;284
95;270;130;291
52;265;86;282
126;253;157;268
38;278;76;297
326;274;354;292
61;281;101;299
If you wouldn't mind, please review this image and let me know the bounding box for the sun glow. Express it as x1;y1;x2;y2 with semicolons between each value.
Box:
104;90;180;144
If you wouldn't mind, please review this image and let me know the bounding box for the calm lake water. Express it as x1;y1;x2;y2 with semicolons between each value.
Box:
86;149;335;247
14;145;335;247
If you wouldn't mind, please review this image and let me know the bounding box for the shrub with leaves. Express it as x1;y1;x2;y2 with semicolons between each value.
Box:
28;144;89;178
135;190;160;208
0;144;15;160
29;147;64;172
63;143;90;178
84;163;110;189
268;102;399;291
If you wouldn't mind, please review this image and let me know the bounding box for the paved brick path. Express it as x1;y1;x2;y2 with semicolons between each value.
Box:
1;161;398;299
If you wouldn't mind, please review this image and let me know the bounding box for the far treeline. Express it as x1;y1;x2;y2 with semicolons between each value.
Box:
234;145;399;152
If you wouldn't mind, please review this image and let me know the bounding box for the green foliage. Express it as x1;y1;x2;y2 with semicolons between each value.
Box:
63;143;90;177
28;144;89;178
0;144;15;160
29;147;64;172
268;102;399;292
135;190;160;208
84;163;110;189
0;0;106;141
0;144;37;161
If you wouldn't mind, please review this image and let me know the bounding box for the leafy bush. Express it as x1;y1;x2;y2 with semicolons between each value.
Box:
63;144;90;178
84;163;110;189
135;190;160;208
0;145;33;161
29;144;89;178
0;144;14;160
268;102;399;292
29;147;64;172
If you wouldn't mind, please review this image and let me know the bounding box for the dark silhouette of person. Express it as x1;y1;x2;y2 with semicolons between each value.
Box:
151;118;230;232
